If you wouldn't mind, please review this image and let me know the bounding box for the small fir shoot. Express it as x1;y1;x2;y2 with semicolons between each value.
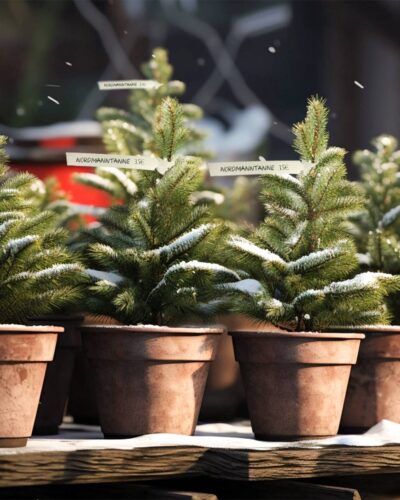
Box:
84;100;236;325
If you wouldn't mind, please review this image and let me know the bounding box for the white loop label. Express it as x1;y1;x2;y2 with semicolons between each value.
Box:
98;80;162;91
66;153;173;173
208;159;313;177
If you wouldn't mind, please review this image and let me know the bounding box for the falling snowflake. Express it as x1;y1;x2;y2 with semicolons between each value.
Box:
354;80;364;89
47;96;60;105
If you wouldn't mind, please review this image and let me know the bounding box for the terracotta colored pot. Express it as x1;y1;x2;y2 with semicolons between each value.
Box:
0;325;62;447
81;325;223;437
338;326;400;432
230;330;364;440
32;317;82;435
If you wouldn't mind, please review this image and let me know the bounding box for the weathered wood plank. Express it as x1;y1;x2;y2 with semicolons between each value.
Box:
261;481;361;500
1;445;400;487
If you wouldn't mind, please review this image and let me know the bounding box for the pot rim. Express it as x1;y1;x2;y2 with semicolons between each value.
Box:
229;330;365;340
326;324;400;334
0;324;64;333
28;315;84;322
81;324;226;335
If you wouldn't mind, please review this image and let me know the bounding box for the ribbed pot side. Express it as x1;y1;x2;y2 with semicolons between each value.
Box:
81;325;223;437
32;317;82;435
230;330;364;440
339;326;400;432
0;326;61;447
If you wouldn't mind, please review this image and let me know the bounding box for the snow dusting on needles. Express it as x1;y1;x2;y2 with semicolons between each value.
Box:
47;96;60;105
354;80;365;89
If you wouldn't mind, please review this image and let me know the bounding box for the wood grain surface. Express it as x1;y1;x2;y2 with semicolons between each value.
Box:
1;444;400;487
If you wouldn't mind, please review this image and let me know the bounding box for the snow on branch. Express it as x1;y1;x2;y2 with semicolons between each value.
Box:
156;224;213;260
288;240;348;273
229;235;286;266
381;205;400;228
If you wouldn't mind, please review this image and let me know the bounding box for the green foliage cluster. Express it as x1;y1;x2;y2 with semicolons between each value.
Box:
22;177;88;230
0;137;87;323
74;48;213;204
353;135;400;269
84;98;237;325
352;135;400;321
224;97;400;331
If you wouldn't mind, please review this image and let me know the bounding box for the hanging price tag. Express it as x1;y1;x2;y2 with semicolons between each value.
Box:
98;80;162;91
66;153;173;173
208;158;313;177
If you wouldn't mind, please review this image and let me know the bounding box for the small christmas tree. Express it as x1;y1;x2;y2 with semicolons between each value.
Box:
223;97;400;331
0;136;86;323
84;98;238;325
74;47;213;203
352;135;400;321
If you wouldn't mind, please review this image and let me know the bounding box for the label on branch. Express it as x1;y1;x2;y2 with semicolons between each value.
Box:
98;80;162;91
208;159;313;177
66;152;173;173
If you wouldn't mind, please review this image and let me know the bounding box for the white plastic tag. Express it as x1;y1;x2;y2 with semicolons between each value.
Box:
97;80;162;91
208;158;313;177
66;153;173;173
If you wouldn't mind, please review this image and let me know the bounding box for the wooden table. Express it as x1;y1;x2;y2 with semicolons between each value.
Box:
1;441;400;488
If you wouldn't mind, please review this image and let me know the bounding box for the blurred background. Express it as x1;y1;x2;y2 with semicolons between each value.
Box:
0;0;400;177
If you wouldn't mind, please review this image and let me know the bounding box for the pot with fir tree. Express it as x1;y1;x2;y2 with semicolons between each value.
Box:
80;97;236;437
71;48;246;425
69;47;214;426
0;137;86;447
222;97;400;440
336;135;400;431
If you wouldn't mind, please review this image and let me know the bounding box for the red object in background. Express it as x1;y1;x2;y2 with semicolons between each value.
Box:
11;137;111;208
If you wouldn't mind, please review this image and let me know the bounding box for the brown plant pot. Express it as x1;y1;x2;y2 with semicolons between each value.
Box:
0;325;62;447
32;316;82;435
81;324;224;437
230;330;364;440
337;326;400;432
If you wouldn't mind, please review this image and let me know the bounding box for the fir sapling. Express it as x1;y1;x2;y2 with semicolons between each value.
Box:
83;98;239;325
0;136;88;323
222;97;400;331
74;47;214;204
352;135;400;322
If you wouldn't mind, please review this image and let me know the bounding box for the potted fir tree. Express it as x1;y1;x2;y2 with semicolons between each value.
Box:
338;135;400;431
80;97;237;437
69;48;223;425
223;98;400;440
0;137;86;447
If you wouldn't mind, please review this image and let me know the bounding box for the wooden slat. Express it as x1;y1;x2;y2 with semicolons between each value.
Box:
1;445;400;487
261;481;361;500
